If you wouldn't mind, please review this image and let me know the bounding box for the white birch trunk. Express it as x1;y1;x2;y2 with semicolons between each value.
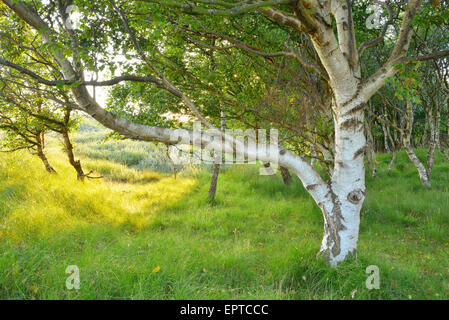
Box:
403;97;431;186
316;99;366;265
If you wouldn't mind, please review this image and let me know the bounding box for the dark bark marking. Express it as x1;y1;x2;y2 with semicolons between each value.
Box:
323;182;347;257
353;147;366;159
343;103;366;117
347;189;365;204
341;84;363;108
340;118;363;130
306;183;318;191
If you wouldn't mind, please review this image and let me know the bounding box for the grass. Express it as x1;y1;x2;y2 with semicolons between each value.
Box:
72;120;175;172
0;136;448;299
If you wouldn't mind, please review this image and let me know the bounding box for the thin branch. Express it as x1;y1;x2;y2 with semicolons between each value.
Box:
358;0;395;57
139;0;290;16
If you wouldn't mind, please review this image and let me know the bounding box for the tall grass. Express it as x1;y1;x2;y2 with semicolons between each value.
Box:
0;133;448;299
73;120;176;173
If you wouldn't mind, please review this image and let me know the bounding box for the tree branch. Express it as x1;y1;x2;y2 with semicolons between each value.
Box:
139;0;291;16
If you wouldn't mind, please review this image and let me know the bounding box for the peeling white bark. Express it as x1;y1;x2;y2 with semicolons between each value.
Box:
316;98;366;265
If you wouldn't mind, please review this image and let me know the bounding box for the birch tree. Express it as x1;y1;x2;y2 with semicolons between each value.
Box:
1;0;448;266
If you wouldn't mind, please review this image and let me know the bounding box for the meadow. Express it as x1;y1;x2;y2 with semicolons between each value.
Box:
0;126;448;299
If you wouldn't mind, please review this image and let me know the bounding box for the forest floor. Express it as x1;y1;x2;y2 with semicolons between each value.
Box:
0;134;448;299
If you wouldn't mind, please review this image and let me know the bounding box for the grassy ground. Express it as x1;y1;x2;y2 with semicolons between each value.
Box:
0;140;448;299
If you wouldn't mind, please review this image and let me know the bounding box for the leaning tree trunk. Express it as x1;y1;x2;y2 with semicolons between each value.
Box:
402;97;430;187
62;111;85;181
403;142;430;186
280;166;292;185
166;144;177;179
208;162;220;201
386;124;398;176
62;128;85;181
35;132;56;174
388;152;397;176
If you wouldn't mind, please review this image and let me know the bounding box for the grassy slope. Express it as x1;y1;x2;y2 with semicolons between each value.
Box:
0;142;448;299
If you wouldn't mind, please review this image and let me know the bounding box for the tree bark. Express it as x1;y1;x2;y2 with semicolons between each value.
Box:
35;132;56;174
280;166;292;185
402;97;430;186
62;128;85;181
61;111;85;181
388;152;397;176
208;162;220;201
426;104;441;177
317;104;366;266
166;144;177;179
441;148;449;163
365;117;378;179
381;122;391;154
208;109;225;201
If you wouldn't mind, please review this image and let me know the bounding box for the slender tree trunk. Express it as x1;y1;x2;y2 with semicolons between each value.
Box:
208;161;220;200
420;113;430;148
208;162;220;201
365;144;372;169
402;97;430;187
447;99;449;145
381;122;391;154
62;110;85;181
435;107;441;150
404;145;429;186
280;166;292;185
207;44;223;202
443;99;449;162
441;148;449;163
388;152;397;176
208;109;225;201
166;144;177;179
426;105;437;177
35;132;56;174
429;105;441;175
62;128;85;181
386;124;397;176
365;118;378;179
371;151;378;179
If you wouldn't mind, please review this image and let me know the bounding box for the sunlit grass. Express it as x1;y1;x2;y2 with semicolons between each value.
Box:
0;139;448;300
0;148;196;241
